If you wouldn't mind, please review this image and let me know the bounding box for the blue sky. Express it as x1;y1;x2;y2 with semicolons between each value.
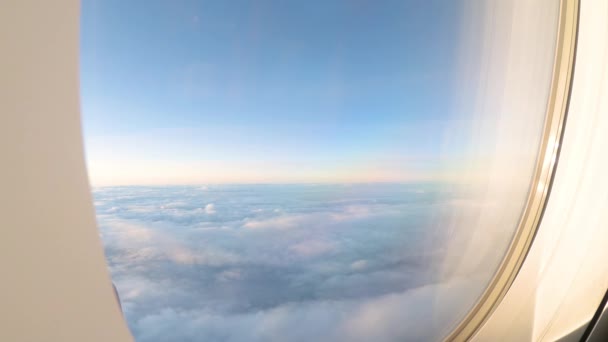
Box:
81;0;464;185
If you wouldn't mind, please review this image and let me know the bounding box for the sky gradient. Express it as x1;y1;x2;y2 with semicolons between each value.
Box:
80;2;562;341
81;0;465;185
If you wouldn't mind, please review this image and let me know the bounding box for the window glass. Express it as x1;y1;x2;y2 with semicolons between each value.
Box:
81;1;560;341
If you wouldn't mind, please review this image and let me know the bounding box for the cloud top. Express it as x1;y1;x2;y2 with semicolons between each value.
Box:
95;184;498;342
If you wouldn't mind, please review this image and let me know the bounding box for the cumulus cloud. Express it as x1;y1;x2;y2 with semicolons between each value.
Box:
205;203;216;214
289;239;336;257
243;214;313;230
94;184;500;342
124;277;480;342
350;259;369;271
216;269;243;282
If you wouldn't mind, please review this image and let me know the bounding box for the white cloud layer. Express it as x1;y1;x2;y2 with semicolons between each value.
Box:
94;184;503;342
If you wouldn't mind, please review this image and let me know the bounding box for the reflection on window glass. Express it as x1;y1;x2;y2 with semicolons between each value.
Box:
81;1;560;341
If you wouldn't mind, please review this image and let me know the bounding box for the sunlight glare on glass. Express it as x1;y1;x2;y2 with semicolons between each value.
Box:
81;1;561;341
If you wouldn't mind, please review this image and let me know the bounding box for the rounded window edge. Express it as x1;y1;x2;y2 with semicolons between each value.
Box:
445;0;580;340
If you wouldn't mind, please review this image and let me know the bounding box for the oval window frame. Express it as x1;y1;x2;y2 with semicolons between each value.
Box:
445;0;580;340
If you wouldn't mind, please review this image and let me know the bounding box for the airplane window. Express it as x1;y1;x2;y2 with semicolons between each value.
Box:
81;1;563;341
